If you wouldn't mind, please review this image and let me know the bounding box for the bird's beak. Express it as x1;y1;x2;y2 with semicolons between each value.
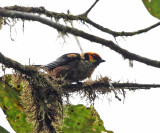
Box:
100;59;105;63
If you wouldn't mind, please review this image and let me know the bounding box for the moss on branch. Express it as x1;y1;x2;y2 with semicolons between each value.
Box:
3;5;160;37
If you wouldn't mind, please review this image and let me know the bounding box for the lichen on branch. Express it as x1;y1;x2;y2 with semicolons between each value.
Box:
3;4;160;37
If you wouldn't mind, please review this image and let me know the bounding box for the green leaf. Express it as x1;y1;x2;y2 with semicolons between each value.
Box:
0;76;33;133
0;126;10;133
142;0;160;19
59;104;114;133
0;75;114;133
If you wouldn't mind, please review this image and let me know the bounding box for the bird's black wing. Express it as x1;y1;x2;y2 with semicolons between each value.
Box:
44;53;81;70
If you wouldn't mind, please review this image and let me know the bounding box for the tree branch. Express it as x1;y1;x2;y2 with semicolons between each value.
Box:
86;18;160;37
0;52;37;76
1;51;160;94
82;0;99;16
0;51;62;132
62;82;160;93
4;5;160;37
0;8;160;68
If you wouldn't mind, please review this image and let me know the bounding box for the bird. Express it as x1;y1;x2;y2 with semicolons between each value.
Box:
38;52;105;83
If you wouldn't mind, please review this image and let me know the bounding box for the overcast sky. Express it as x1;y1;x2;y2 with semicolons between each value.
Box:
0;0;160;133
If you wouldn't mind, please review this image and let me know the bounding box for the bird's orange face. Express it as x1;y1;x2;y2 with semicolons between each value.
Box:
82;52;105;64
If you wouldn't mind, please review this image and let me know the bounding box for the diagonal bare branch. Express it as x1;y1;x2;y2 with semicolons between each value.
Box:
83;0;99;16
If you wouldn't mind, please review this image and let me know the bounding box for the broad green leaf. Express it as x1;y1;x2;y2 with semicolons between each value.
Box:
60;104;114;133
0;126;10;133
1;75;114;133
0;76;33;133
142;0;160;19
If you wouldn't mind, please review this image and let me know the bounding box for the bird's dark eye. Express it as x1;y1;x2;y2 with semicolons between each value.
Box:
92;54;100;60
84;53;89;61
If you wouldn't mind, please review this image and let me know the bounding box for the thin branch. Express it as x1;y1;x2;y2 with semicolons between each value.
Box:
63;82;160;93
86;18;160;37
4;6;160;37
82;0;99;16
0;8;160;68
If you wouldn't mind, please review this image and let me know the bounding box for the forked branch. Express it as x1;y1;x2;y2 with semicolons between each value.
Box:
82;0;99;16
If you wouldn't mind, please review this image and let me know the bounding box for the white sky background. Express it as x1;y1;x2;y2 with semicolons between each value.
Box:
0;0;160;133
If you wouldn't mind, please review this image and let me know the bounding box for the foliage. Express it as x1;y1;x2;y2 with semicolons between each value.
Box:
0;75;33;133
0;126;10;133
59;104;113;133
142;0;160;19
0;75;114;133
